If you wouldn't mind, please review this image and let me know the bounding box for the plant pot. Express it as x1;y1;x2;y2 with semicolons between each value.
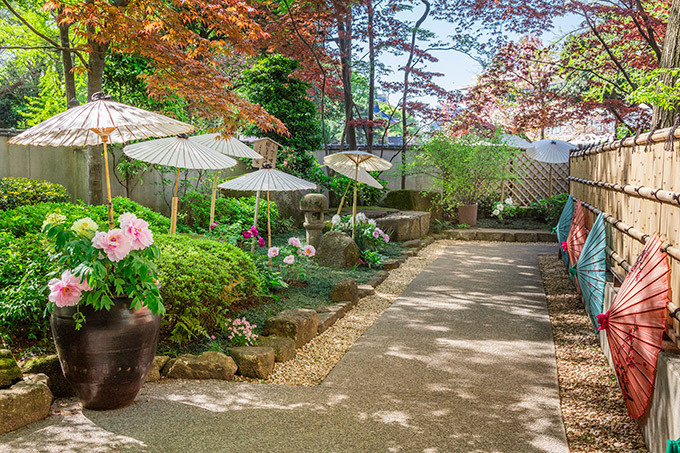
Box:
457;204;478;227
50;297;161;410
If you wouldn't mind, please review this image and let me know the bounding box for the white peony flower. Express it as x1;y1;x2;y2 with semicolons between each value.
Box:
356;212;367;223
496;203;504;211
368;219;376;226
331;215;341;226
70;217;99;239
492;209;500;216
504;197;514;205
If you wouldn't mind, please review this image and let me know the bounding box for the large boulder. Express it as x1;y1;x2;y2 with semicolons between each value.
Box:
315;231;361;267
145;356;170;383
263;308;319;348
0;350;22;389
161;351;237;380
383;190;443;221
375;211;430;241
331;278;359;304
0;374;53;435
229;347;275;379
256;336;296;362
21;355;74;397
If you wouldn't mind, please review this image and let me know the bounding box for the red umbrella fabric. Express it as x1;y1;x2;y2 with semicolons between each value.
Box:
567;200;588;292
597;234;671;418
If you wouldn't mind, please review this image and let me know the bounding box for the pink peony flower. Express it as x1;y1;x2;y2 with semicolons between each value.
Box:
242;230;252;239
258;237;265;248
288;237;302;248
372;229;380;238
250;225;259;236
268;247;280;258
119;213;153;250
283;255;295;265
301;245;316;257
383;233;390;243
209;222;219;230
92;229;132;262
48;270;89;307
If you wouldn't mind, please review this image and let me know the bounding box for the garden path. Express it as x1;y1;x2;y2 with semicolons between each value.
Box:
0;242;569;453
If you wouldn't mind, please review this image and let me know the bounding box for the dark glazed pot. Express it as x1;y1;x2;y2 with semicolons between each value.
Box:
457;203;478;227
51;297;161;410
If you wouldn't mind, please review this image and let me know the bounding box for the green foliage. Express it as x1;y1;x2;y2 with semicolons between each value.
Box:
410;130;518;214
242;54;323;152
526;193;569;225
0;178;70;211
0;232;55;345
627;68;680;112
180;190;282;233
331;213;390;253
360;249;384;268
0;198;170;237
155;234;263;344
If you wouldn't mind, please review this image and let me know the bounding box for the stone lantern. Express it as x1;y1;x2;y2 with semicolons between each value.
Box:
299;193;329;249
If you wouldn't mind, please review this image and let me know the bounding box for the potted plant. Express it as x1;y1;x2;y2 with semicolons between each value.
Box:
42;212;164;410
410;129;517;226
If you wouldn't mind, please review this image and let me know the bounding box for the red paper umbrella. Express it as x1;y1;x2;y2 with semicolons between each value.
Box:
567;200;588;292
597;234;671;418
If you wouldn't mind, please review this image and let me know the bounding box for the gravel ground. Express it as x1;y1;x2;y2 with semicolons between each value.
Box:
235;240;450;386
538;254;647;453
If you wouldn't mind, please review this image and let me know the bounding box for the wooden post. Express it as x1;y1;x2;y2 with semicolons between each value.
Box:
336;179;352;216
352;164;358;239
267;190;272;265
102;138;114;228
251;190;260;253
170;168;180;234
549;165;553;197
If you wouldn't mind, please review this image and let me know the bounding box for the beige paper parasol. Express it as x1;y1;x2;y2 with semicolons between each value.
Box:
124;135;237;233
8;92;194;227
218;165;315;261
323;151;391;238
190;133;263;228
326;164;383;217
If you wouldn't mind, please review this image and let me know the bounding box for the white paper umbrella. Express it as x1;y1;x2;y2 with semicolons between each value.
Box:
499;134;531;149
219;167;315;260
8;92;194;227
124;135;237;234
190;133;263;228
525;139;574;163
326;164;383;218
323;151;392;238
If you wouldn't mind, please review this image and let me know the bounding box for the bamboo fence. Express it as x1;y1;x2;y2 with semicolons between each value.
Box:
569;125;680;348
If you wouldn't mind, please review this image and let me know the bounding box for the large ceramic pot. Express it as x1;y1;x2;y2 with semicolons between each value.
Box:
51;297;161;410
457;203;478;227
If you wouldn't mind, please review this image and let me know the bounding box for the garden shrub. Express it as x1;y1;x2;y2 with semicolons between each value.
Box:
527;193;569;225
180;190;283;232
0;232;56;344
0;177;70;211
0;197;170;237
155;234;263;344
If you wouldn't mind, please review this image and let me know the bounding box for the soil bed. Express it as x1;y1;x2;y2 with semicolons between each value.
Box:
538;254;647;452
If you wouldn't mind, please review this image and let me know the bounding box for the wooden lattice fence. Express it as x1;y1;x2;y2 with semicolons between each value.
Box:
570;126;680;348
502;152;569;205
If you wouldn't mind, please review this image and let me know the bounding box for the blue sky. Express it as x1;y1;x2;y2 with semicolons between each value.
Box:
377;9;585;106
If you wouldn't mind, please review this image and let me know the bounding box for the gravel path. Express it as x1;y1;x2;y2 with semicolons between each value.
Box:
249;240;449;386
538;254;647;452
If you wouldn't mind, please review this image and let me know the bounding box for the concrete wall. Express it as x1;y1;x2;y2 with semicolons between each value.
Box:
0;131;249;216
600;283;680;453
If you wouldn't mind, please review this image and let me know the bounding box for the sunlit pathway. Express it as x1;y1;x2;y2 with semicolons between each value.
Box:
0;242;568;453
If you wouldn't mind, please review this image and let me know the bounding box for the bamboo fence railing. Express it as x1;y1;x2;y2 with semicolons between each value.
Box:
570;125;680;348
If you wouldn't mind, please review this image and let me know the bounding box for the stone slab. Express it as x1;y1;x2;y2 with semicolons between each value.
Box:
263;309;319;349
0;374;52;435
229;347;275;380
256;336;296;363
357;285;375;298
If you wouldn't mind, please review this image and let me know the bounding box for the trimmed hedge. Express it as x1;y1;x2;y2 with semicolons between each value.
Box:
0;177;70;211
0;197;171;237
0;232;56;343
181;190;282;232
155;234;263;344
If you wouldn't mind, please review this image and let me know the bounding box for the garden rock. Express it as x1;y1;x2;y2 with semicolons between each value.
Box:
318;303;351;317
229;347;275;379
375;211;430;241
162;351;237;380
263;309;319;348
449;230;477;240
21;355;74;397
0;374;53;435
475;230;505;242
0;350;22;389
256;336;296;362
358;284;375;298
402;239;422;249
383;259;401;270
317;311;341;334
422;236;435;246
515;232;538;242
366;271;389;288
315;231;361;267
404;250;417;257
145;356;170;383
331;278;359;304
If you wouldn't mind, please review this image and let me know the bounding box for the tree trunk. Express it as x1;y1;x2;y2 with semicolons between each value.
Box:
58;24;77;107
86;39;108;205
652;0;680;127
337;13;356;150
367;0;375;154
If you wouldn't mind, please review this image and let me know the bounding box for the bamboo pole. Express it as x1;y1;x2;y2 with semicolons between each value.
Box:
352;164;358;239
102;138;114;228
336;180;352;216
548;165;553;197
170;168;180;234
251;190;260;253
267;190;272;265
209;170;220;227
569;177;680;206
